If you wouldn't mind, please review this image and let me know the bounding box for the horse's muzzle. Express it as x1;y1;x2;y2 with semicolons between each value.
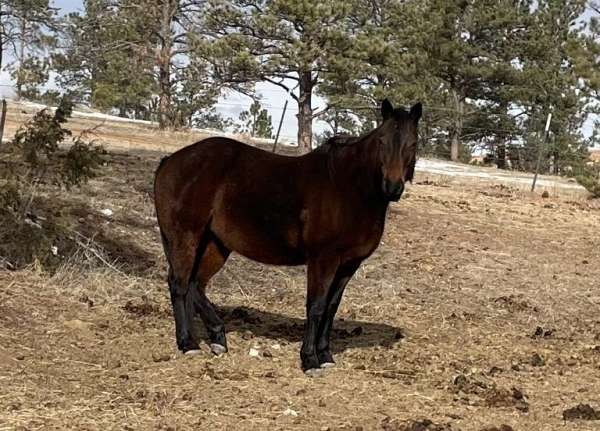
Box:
383;179;404;201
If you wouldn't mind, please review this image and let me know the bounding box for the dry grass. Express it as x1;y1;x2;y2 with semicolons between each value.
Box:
2;101;297;155
1;147;600;430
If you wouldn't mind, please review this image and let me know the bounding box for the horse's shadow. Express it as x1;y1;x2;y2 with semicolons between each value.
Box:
199;305;404;354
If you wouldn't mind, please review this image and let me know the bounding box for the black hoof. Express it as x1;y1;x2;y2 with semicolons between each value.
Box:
178;337;199;353
301;352;321;372
210;343;227;355
304;368;324;377
317;349;335;366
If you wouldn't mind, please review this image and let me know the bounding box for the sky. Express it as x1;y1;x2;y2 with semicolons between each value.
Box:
1;0;597;143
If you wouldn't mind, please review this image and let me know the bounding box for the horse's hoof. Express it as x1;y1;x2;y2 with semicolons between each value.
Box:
304;368;324;378
184;349;202;356
320;362;336;368
210;343;227;355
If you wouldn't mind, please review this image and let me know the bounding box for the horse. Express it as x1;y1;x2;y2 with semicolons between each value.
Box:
153;99;422;374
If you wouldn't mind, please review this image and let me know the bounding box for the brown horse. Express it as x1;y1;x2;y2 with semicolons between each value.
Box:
154;99;421;373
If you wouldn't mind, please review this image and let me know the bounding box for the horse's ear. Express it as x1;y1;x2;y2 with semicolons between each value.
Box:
381;99;393;120
410;102;422;123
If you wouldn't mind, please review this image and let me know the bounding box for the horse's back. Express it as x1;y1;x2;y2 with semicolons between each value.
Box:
154;137;317;265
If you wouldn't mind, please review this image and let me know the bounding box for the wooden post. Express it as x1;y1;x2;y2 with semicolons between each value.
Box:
271;99;288;153
0;99;7;145
531;112;552;192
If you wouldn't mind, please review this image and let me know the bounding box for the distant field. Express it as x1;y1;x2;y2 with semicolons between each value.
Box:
2;100;587;197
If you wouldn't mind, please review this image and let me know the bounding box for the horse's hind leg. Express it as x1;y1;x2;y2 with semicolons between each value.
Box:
167;231;206;354
168;267;199;354
190;235;230;355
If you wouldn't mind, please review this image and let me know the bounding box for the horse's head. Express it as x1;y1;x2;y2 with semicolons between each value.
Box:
378;99;422;201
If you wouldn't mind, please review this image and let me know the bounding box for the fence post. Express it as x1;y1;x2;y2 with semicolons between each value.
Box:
271;99;288;153
0;99;7;146
531;112;552;193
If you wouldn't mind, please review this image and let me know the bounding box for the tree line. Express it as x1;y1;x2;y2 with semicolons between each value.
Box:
3;0;600;172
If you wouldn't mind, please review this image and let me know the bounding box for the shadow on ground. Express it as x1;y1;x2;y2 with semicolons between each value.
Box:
191;305;405;353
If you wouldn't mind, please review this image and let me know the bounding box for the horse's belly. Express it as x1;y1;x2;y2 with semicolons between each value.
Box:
212;215;306;266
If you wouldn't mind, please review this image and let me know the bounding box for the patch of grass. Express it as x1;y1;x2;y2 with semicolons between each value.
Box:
575;163;600;198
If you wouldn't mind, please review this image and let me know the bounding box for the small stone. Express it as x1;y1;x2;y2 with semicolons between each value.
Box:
152;352;171;363
100;208;113;217
531;353;545;367
107;358;122;369
283;408;298;417
489;366;503;376
242;330;254;340
262;350;273;358
249;348;260;358
542;190;550;198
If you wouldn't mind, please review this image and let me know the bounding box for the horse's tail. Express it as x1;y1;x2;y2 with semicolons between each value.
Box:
154;155;172;268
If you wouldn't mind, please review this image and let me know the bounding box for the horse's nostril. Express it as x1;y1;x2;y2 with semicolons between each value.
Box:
396;182;404;196
383;179;404;200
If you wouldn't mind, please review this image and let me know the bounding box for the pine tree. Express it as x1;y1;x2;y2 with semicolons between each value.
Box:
54;0;155;117
54;0;219;128
200;0;354;153
235;100;274;139
516;0;591;173
0;0;57;96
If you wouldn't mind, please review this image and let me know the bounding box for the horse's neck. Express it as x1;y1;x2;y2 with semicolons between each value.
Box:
329;130;385;204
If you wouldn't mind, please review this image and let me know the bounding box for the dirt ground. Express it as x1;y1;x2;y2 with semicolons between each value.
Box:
1;144;600;430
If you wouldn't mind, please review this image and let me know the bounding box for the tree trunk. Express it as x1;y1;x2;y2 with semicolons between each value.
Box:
16;17;27;100
157;1;174;129
496;139;506;169
0;99;7;146
297;71;313;154
450;90;464;162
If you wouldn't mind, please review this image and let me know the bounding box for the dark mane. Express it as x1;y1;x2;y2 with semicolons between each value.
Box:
314;107;411;154
313;134;359;153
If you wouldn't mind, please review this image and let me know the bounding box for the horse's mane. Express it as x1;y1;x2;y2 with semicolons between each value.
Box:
313;134;359;154
313;126;385;154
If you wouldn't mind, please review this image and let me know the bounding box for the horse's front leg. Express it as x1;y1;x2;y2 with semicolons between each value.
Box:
301;255;339;374
316;259;362;367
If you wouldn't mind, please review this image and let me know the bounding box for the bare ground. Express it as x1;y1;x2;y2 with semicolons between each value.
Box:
1;147;600;430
